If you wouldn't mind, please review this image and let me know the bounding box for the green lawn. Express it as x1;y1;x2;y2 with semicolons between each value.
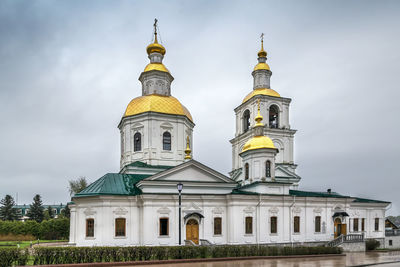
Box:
0;240;67;248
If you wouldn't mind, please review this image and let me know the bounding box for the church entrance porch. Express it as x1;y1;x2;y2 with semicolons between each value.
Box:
186;219;199;244
334;217;347;238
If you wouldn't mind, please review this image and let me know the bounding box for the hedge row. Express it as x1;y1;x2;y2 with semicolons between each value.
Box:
0;248;28;267
31;245;342;265
0;218;69;240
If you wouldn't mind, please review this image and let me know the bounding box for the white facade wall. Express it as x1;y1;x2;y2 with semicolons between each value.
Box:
69;195;387;247
119;113;194;169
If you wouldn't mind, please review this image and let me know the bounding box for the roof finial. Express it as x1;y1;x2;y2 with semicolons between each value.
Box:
258;33;267;58
260;33;264;49
254;99;264;127
153;18;158;43
184;136;192;160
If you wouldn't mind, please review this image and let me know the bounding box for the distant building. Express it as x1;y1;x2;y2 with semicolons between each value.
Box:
14;204;66;221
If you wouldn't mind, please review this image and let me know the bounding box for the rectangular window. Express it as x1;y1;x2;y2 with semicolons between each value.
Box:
86;219;94;237
375;218;379;231
362;218;365;231
389;240;393;246
270;216;277;234
294;216;300;233
353;218;359;232
214;217;222;235
245;216;253;234
315;216;321;233
115;218;126;237
159;218;169;236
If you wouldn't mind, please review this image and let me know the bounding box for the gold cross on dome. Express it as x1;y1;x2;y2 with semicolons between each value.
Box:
260;33;264;42
153;18;158;34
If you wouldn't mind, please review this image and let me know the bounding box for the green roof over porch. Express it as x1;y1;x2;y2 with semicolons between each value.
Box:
74;173;151;197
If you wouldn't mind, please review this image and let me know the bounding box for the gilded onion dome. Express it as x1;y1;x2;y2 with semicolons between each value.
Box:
242;36;280;104
242;100;277;153
254;38;270;71
123;94;193;122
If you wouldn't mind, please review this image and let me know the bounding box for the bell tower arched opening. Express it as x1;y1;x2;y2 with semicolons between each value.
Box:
243;110;250;133
269;105;279;128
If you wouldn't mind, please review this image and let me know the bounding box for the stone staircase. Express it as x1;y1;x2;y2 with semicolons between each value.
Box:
327;234;365;251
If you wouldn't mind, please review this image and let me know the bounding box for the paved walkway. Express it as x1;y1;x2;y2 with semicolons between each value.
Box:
134;251;400;267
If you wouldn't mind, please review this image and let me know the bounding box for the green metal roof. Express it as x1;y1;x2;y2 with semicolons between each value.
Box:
353;197;390;204
125;161;175;170
289;190;349;198
74;173;151;197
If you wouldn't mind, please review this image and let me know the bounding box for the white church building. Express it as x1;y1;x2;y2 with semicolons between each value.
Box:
68;24;390;247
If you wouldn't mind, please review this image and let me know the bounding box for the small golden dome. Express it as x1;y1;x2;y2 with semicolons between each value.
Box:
143;63;170;73
242;88;280;103
258;49;267;58
146;41;166;55
184;136;192;160
242;136;276;153
123;94;193;122
254;62;270;71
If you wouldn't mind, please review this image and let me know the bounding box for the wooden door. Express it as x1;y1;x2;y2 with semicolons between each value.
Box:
334;218;342;238
186;219;199;244
341;224;347;235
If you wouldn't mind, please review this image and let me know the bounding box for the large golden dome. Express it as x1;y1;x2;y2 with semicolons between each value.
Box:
123;94;193;122
242;136;276;153
242;88;280;103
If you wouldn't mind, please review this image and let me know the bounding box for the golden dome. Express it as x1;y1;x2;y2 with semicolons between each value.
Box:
258;39;267;58
254;62;270;71
146;40;166;55
123;94;193;122
143;63;170;73
242;88;280;103
242;136;276;153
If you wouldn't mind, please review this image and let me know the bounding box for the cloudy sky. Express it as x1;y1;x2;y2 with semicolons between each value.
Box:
0;0;399;215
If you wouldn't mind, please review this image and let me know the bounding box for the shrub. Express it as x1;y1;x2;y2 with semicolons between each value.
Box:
366;239;380;250
30;245;342;264
0;218;69;240
0;248;28;267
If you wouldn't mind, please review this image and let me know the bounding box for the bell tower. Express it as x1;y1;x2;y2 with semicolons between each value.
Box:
230;35;300;186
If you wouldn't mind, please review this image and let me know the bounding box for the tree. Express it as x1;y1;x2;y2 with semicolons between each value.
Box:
68;176;88;196
44;206;55;220
61;204;70;218
0;195;20;221
27;194;44;222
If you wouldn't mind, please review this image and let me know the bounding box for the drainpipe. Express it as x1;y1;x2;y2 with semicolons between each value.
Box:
289;195;296;247
256;193;262;248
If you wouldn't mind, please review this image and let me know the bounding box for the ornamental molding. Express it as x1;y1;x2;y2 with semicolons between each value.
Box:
157;206;171;215
183;202;201;212
113;207;128;216
243;206;255;214
131;123;144;131
83;207;96;216
313;207;323;214
269;207;279;214
212;206;224;215
292;206;301;214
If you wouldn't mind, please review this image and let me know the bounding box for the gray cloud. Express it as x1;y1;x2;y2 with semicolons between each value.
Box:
0;0;399;214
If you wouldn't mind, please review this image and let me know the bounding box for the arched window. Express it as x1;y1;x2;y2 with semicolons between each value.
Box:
163;132;171;150
243;110;250;133
245;163;249;180
134;132;141;152
266;160;271;178
269;105;279;128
